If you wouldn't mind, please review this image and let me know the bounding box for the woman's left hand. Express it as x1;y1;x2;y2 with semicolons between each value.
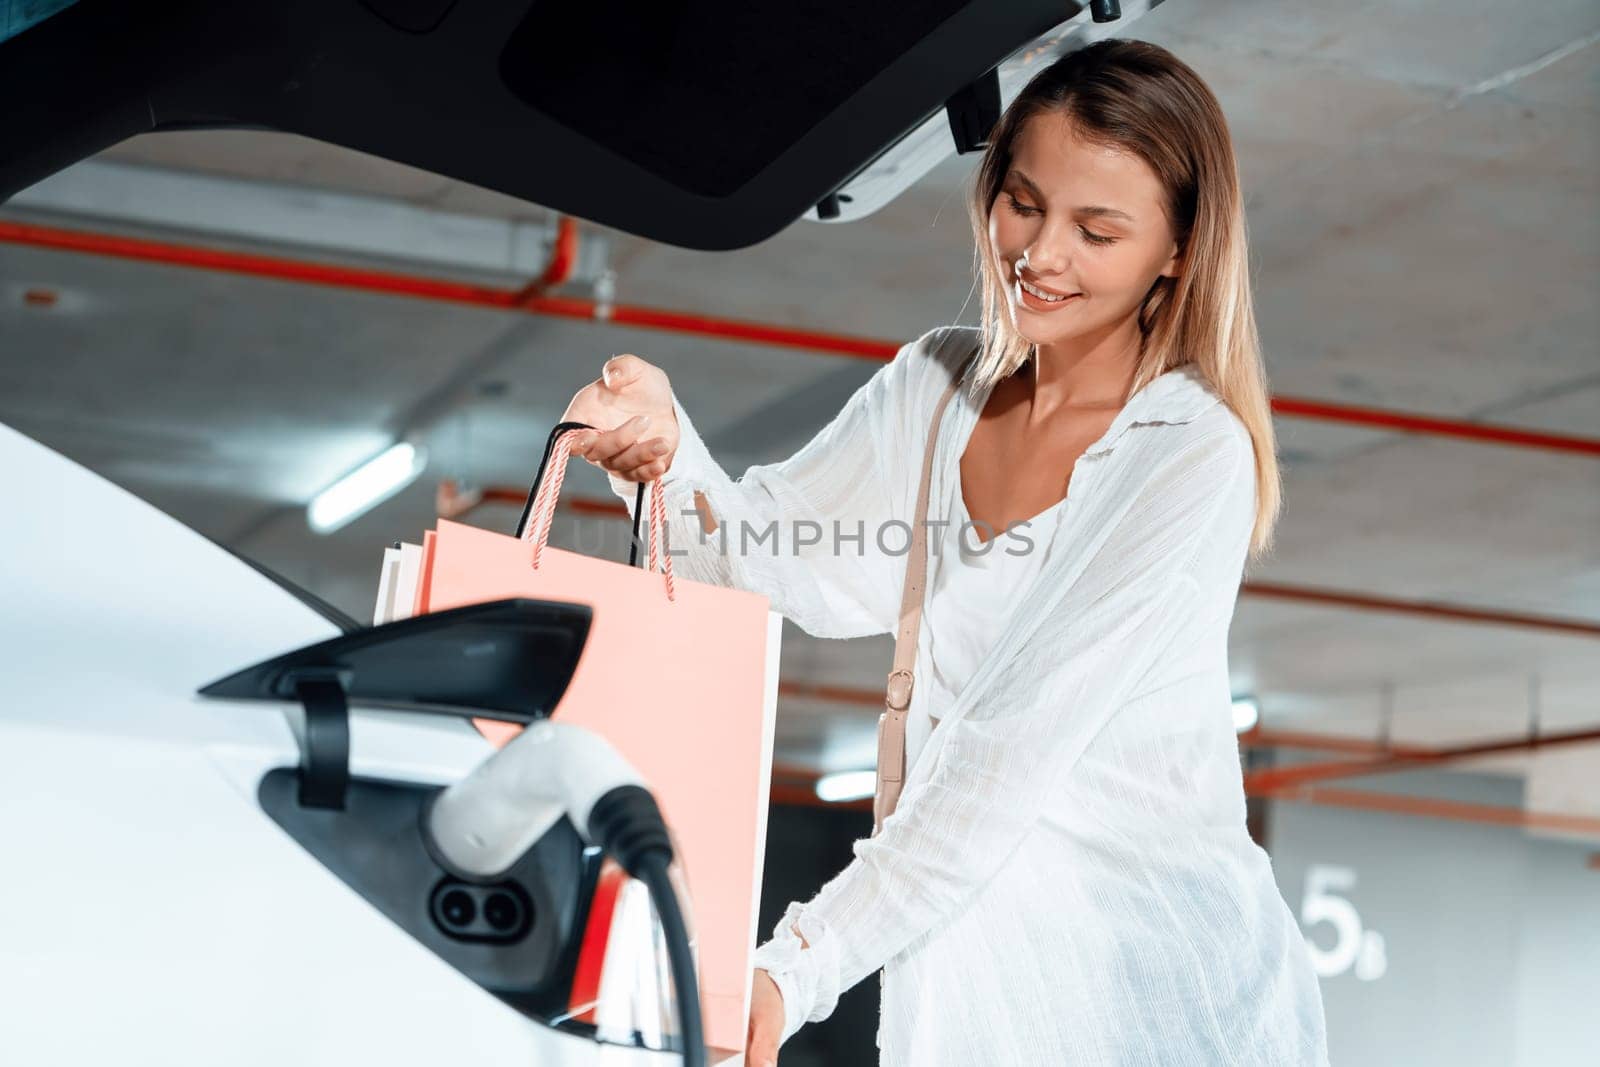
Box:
746;967;785;1067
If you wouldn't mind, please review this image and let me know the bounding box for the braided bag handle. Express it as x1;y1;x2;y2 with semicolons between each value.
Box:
516;421;676;602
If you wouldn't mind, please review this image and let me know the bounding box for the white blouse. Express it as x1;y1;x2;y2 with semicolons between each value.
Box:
906;480;1067;776
609;325;1328;1065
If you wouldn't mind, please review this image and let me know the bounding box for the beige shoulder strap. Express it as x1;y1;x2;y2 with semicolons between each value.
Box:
873;349;973;835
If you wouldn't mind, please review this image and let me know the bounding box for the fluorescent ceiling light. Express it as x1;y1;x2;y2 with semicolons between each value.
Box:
815;770;877;804
308;442;427;535
1232;697;1259;734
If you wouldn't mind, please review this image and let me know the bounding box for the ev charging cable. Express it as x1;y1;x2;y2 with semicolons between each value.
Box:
426;720;705;1067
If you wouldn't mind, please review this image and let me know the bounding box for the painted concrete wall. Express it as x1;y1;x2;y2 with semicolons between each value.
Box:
1267;772;1600;1067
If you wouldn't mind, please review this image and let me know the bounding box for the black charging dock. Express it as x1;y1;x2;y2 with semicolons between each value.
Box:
198;598;616;1039
201;597;594;809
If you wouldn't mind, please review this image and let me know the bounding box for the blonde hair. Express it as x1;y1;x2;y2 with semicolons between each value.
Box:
965;38;1281;559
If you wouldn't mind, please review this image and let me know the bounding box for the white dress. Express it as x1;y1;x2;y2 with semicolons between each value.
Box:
609;325;1328;1065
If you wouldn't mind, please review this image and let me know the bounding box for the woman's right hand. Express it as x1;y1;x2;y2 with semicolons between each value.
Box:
562;353;680;483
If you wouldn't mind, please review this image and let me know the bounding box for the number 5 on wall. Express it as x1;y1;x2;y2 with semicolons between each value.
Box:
1301;864;1387;981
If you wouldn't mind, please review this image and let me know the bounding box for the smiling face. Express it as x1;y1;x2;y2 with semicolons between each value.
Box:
987;110;1183;354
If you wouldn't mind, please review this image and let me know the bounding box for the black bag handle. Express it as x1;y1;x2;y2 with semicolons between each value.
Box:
516;421;652;570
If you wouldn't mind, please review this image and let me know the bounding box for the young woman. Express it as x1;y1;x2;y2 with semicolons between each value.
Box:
564;38;1328;1067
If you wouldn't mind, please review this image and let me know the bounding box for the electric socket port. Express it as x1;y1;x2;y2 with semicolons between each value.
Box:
429;877;533;943
483;890;522;932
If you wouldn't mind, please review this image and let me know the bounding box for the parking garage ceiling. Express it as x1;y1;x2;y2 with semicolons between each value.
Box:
2;0;1597;779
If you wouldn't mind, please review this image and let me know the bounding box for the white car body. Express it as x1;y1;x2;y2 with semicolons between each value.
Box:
0;422;680;1066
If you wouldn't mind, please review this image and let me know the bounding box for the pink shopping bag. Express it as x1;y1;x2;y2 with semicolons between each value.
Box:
413;421;782;1059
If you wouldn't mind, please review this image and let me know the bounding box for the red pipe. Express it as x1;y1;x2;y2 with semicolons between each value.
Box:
771;769;1600;837
6;218;1600;454
0;219;896;361
1267;786;1600;838
1244;724;1600;793
1271;395;1600;458
512;215;579;305
1240;728;1436;759
1243;580;1600;639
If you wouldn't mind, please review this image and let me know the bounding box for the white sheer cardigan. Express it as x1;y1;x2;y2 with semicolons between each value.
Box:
608;326;1328;1065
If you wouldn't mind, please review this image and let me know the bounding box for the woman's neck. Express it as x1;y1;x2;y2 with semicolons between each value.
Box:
1024;316;1144;425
